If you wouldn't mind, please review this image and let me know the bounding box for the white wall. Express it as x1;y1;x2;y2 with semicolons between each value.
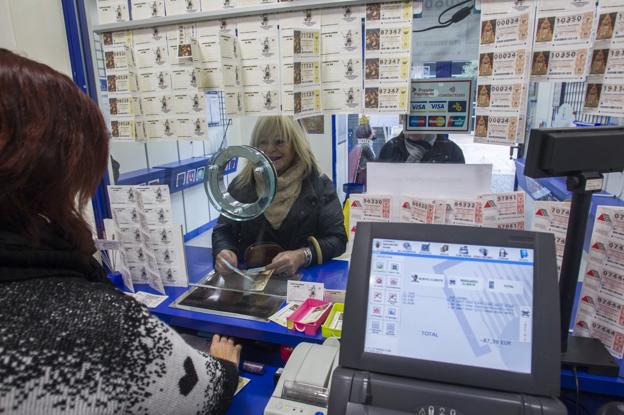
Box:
0;0;72;77
0;0;100;234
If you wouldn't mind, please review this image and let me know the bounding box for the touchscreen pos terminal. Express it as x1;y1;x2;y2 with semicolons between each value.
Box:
329;223;566;415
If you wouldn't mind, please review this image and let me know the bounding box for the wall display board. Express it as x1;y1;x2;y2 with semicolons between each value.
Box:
476;0;535;145
96;1;418;118
530;0;595;82
406;78;473;133
363;1;413;113
574;206;624;359
583;0;624;118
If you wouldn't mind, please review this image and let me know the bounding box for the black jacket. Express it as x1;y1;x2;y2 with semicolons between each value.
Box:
212;172;347;266
378;133;465;163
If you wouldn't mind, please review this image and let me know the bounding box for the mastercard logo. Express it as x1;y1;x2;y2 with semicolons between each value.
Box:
428;116;446;127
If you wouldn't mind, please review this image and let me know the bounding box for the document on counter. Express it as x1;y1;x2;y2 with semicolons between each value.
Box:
235;377;251;395
268;302;301;327
127;291;169;308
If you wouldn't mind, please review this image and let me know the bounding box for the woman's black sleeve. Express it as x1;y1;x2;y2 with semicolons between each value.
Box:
309;176;347;264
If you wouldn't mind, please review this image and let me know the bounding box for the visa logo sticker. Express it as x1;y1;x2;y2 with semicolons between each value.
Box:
428;101;447;111
448;101;467;113
410;102;427;112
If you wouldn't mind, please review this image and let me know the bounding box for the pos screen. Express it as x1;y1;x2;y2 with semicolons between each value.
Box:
364;238;534;374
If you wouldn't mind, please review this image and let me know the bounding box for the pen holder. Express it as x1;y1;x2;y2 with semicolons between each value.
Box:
287;298;332;336
322;303;344;339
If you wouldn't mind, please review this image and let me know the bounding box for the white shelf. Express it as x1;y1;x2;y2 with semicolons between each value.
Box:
92;0;395;33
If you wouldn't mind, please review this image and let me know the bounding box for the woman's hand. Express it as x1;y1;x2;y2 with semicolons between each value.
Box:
210;334;242;367
266;249;306;276
215;249;238;275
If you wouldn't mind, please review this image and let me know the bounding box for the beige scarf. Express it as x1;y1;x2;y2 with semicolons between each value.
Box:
259;161;307;229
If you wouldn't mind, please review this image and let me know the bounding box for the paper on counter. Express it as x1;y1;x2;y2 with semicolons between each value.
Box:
235;377;251;396
269;302;301;327
128;291;169;308
328;311;343;331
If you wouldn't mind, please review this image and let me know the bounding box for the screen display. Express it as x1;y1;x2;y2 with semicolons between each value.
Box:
364;238;534;374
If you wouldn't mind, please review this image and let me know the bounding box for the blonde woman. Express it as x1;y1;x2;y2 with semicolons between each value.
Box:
213;116;347;276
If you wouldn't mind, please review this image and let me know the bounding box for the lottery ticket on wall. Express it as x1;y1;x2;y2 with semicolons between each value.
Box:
293;30;322;118
476;0;534;145
200;0;238;11
131;0;166;20
530;0;595;82
478;192;525;229
583;0;624;118
364;1;413;114
218;33;246;117
166;0;200;16
531;201;571;276
574;206;624;359
97;0;130;24
238;14;281;114
321;6;364;113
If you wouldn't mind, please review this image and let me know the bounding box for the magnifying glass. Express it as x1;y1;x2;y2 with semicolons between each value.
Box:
205;145;277;221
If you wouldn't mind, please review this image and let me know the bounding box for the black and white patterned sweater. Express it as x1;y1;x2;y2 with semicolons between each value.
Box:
0;229;238;414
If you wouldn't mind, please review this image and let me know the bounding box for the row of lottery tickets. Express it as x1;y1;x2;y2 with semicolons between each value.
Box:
98;0;327;24
347;194;573;271
101;2;416;140
476;0;624;146
575;205;624;360
107;185;188;294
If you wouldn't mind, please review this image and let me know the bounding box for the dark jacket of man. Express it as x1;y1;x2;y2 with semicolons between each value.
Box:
212;172;347;266
378;133;465;163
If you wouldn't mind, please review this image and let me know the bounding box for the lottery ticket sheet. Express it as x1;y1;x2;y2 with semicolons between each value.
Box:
531;0;595;82
574;206;624;359
531;201;571;276
583;0;624;118
363;2;413;113
476;0;535;145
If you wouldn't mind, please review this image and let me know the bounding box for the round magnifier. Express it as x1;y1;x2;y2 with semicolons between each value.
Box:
205;145;277;221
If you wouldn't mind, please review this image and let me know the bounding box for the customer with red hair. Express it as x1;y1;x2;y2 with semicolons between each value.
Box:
0;49;239;414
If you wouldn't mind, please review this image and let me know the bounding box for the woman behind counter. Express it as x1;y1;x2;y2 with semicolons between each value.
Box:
213;116;347;276
0;49;239;415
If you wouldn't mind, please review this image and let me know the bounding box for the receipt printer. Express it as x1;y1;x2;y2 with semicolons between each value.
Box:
265;340;340;415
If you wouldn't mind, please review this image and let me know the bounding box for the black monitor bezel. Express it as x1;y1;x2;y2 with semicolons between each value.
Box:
340;222;560;397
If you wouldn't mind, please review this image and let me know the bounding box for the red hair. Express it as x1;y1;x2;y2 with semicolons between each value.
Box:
0;49;109;254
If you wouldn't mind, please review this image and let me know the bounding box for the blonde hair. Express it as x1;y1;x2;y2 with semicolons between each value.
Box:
236;116;320;186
